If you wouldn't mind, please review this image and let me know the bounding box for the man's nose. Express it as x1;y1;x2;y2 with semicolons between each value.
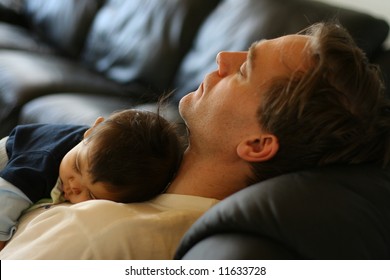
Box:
216;51;247;77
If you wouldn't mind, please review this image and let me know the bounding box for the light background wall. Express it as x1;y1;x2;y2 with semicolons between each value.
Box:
318;0;390;47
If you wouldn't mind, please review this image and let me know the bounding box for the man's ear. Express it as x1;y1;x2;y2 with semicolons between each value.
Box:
84;116;105;138
237;134;279;162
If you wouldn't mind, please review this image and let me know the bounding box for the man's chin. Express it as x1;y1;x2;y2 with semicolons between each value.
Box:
178;92;192;117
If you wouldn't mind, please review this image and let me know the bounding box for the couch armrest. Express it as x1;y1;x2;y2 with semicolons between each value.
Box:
178;233;298;260
175;164;390;259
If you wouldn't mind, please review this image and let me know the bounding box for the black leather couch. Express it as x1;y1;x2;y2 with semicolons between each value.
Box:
1;0;390;259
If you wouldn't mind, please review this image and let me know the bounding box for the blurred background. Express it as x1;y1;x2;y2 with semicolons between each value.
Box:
321;0;390;47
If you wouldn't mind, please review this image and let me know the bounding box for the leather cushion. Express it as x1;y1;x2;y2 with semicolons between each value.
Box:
81;0;219;93
20;93;183;129
23;0;104;57
0;22;56;53
0;50;127;137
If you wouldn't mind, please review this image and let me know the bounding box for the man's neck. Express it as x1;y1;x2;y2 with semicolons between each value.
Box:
166;148;249;200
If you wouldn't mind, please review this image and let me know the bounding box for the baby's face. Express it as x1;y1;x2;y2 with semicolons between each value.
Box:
58;141;108;203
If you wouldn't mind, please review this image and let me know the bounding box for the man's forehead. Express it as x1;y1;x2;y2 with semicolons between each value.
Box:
249;35;312;70
250;35;310;51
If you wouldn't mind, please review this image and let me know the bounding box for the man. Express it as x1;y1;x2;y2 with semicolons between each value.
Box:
1;22;389;259
169;22;389;197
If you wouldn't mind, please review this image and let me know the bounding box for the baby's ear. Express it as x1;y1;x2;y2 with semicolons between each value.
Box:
236;134;279;162
84;117;105;138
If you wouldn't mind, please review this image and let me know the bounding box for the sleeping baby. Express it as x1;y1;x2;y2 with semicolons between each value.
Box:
0;109;183;250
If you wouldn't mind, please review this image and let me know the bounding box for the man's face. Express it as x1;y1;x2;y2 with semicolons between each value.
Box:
179;34;311;152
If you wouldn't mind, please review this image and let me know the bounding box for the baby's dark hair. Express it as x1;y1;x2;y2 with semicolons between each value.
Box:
84;109;183;202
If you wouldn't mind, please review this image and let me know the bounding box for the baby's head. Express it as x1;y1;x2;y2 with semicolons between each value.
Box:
59;109;183;203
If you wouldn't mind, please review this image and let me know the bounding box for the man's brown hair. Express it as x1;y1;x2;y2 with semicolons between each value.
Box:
249;22;390;184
